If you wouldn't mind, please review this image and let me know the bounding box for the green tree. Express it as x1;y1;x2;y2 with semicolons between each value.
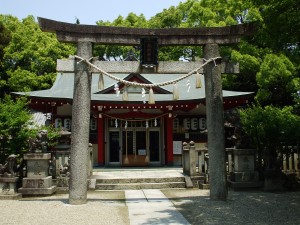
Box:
249;0;300;54
95;13;147;60
0;95;61;162
256;54;298;107
0;15;75;94
239;105;300;173
0;20;11;97
0;95;32;161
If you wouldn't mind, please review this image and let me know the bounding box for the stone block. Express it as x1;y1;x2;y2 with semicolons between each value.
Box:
0;177;19;196
18;186;56;196
198;182;210;189
232;149;256;172
233;171;259;182
22;176;53;189
26;160;50;178
24;153;51;160
228;181;263;190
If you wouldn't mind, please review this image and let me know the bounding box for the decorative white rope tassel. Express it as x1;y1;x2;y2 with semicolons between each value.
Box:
173;83;179;100
195;71;202;88
98;73;104;90
122;86;128;101
148;88;155;104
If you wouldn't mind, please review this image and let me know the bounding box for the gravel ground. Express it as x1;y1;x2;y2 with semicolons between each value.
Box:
1;189;300;225
0;191;129;225
162;189;300;225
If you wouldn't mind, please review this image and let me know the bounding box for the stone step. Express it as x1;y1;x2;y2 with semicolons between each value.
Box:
93;176;186;190
95;177;185;184
95;182;186;190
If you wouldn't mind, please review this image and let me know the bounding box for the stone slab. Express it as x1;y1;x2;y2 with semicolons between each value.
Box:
125;189;190;225
18;186;56;196
234;154;255;172
228;181;263;190
24;153;51;160
233;171;259;182
22;176;53;189
184;176;194;188
0;177;18;182
0;193;22;200
0;179;18;195
26;159;49;178
198;182;210;189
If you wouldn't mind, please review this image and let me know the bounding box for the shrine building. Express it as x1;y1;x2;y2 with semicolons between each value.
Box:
14;57;252;167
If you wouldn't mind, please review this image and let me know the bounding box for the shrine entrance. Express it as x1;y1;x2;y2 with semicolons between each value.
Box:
37;17;255;203
108;118;162;166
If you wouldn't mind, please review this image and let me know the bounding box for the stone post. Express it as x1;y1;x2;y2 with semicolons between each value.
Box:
203;44;227;200
69;42;92;205
189;141;197;176
182;142;189;175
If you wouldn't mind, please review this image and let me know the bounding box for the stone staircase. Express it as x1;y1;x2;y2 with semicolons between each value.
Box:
94;177;186;190
89;168;188;190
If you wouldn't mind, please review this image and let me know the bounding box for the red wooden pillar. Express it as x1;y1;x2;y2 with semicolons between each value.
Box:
97;114;105;166
165;114;173;165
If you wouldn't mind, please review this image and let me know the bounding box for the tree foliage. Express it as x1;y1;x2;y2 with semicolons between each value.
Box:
0;20;11;96
249;0;300;54
239;105;300;170
0;95;32;161
0;15;75;95
256;54;298;107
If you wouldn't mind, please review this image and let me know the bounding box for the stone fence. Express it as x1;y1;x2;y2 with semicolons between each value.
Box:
182;141;300;189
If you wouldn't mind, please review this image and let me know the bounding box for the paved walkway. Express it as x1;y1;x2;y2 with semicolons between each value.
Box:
92;168;190;224
125;189;190;225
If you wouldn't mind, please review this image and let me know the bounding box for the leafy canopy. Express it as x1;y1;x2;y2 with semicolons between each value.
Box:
0;15;75;94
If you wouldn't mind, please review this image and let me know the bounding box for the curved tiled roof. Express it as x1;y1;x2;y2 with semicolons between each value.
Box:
14;72;253;103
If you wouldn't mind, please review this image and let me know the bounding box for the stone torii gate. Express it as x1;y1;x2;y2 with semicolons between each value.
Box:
38;17;255;205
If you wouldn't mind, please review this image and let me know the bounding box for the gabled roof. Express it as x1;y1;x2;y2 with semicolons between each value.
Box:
14;72;253;104
96;73;171;95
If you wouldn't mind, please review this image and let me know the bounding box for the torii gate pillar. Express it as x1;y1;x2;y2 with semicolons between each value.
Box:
69;42;92;205
204;44;227;200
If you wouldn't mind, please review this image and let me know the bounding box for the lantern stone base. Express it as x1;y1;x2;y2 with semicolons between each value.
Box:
227;149;263;190
0;177;22;200
198;182;210;189
18;153;56;196
18;176;56;196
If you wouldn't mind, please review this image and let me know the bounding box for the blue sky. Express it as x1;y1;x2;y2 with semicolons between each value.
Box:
0;0;183;24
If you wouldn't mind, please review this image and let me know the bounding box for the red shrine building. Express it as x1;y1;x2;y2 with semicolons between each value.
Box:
15;58;252;167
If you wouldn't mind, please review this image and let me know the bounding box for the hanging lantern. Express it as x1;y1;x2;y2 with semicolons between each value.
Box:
195;71;202;88
173;83;179;100
148;88;155;104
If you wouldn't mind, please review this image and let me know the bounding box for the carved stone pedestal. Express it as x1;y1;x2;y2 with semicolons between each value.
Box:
228;149;263;190
0;177;22;199
18;153;56;195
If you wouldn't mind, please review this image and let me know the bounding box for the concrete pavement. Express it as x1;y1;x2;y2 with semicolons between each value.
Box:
126;189;190;225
